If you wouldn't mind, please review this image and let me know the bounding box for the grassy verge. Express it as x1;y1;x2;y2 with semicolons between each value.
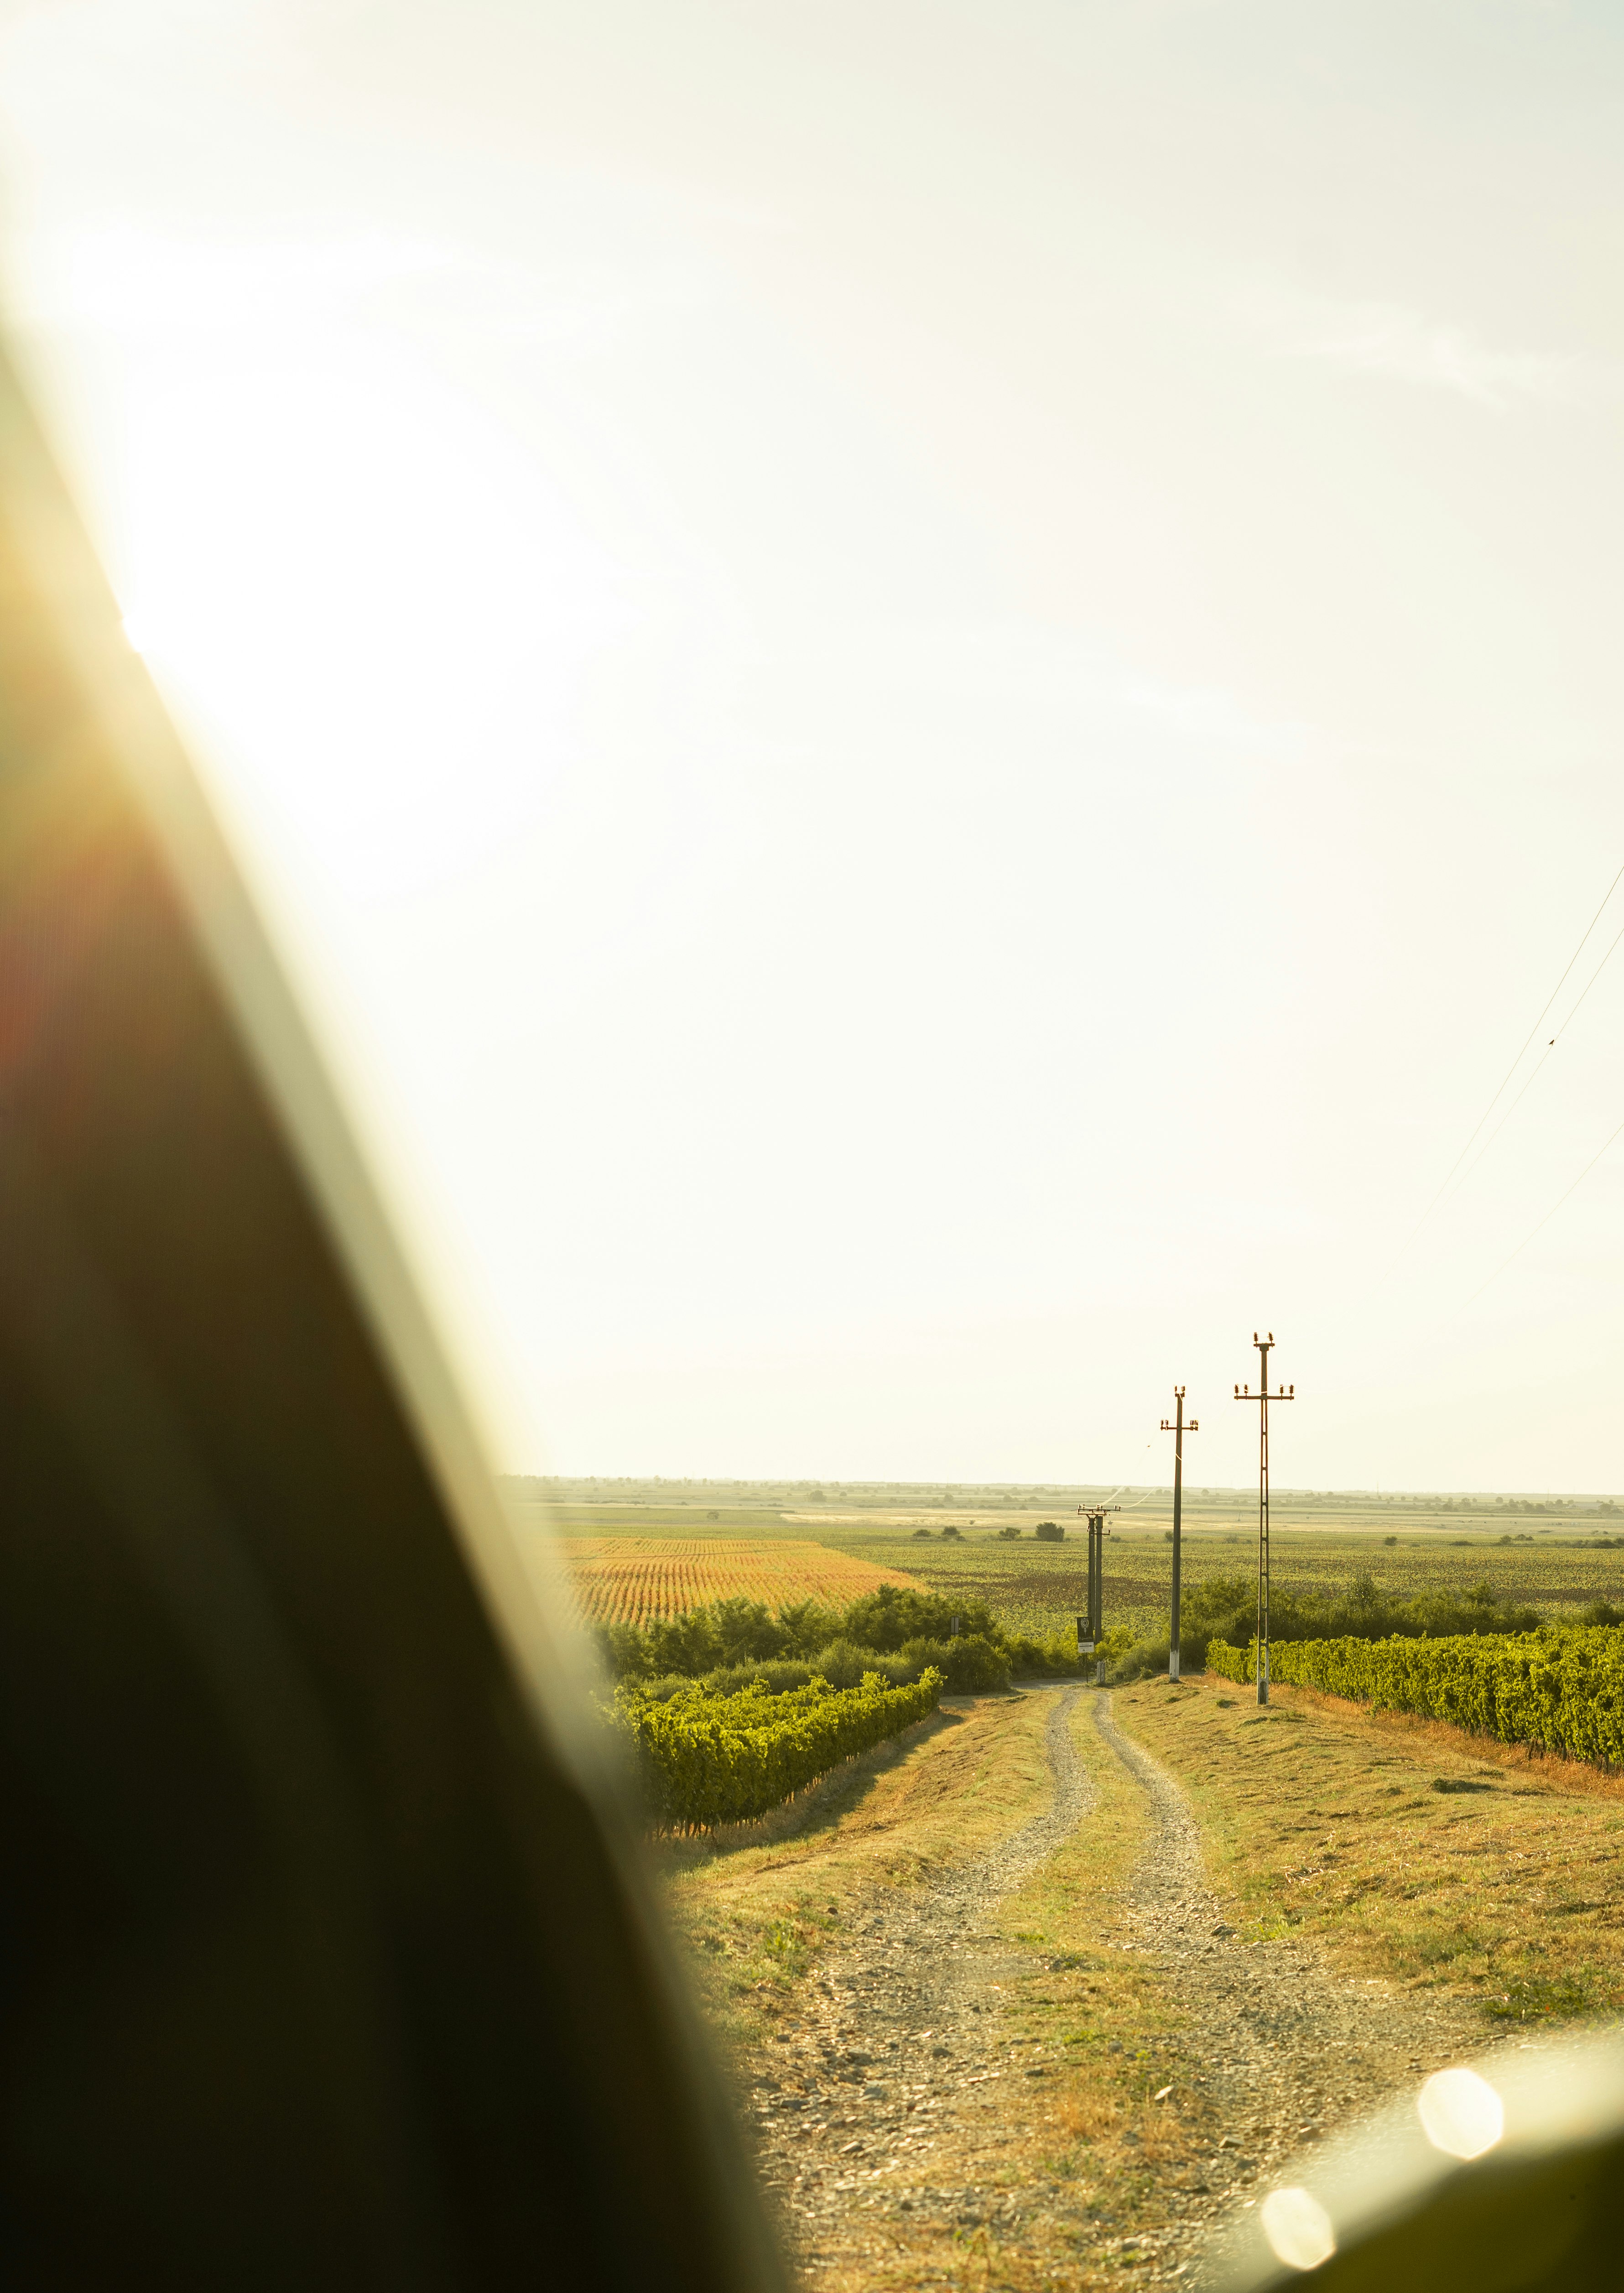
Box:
1114;1675;1624;2022
660;1692;1054;2047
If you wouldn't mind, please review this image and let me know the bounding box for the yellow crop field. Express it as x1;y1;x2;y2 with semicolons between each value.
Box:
564;1537;923;1628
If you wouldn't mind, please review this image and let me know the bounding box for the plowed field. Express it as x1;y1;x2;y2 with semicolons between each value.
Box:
564;1537;924;1627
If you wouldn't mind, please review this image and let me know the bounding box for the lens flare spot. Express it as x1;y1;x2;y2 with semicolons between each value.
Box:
1260;2186;1336;2272
1417;2066;1504;2160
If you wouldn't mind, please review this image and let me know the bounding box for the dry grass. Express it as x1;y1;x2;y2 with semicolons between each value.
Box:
1285;1679;1624;1802
787;1699;1218;2293
1116;1676;1624;2023
661;1693;1054;2040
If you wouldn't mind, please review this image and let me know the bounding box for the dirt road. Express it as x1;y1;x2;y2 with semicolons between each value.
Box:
750;1685;1093;2270
1093;1695;1483;2280
748;1687;1484;2287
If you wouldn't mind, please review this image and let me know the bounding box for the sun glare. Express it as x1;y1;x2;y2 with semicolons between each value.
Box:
47;226;627;911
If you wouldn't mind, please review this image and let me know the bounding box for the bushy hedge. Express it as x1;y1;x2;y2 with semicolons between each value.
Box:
612;1668;943;1829
596;1584;1081;1695
1206;1628;1624;1767
1174;1571;1541;1666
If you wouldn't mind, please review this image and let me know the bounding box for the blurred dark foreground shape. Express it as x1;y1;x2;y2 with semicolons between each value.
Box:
0;336;783;2290
1213;2028;1624;2289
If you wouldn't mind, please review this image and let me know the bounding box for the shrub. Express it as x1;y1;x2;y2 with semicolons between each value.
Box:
636;1673;709;1704
807;1638;918;1690
595;1620;654;1680
997;1525;1023;1540
1114;1635;1172;1682
773;1598;844;1655
693;1658;819;1699
1171;1569;1541;1658
1004;1632;1081;1679
632;1659;818;1704
596;1579;1014;1690
1105;1632;1220;1688
1090;1625;1139;1677
838;1583;1002;1652
1034;1521;1064;1543
744;1657;821;1693
897;1633;1009;1693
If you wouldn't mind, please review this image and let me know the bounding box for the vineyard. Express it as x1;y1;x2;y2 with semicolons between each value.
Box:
1208;1626;1624;1765
564;1537;922;1627
611;1668;942;1829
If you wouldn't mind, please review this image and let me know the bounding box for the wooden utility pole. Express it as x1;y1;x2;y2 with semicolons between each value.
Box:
1076;1503;1122;1684
1234;1333;1294;1705
1159;1389;1199;1681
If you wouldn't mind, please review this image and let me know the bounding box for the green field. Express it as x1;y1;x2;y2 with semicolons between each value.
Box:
806;1532;1624;1644
505;1477;1624;1647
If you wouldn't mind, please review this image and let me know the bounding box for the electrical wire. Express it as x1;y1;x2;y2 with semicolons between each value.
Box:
1449;905;1624;1198
1412;857;1624;1237
1464;1110;1624;1306
1078;1483;1158;1518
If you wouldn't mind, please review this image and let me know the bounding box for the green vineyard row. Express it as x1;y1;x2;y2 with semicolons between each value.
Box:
1205;1627;1624;1767
611;1667;944;1830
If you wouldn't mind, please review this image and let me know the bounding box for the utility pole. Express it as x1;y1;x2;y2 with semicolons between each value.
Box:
1234;1332;1294;1706
1075;1504;1122;1685
1159;1389;1199;1681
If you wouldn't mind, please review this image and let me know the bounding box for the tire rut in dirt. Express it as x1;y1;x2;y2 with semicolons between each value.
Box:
1091;1693;1485;2283
750;1686;1092;2266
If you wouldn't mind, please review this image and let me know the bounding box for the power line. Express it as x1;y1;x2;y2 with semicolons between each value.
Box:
1558;905;1624;1037
1449;904;1624;1197
1465;1110;1624;1306
1412;858;1624;1237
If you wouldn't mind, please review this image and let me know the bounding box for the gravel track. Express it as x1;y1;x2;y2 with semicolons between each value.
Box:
749;1688;1484;2285
1091;1696;1483;2281
751;1687;1093;2265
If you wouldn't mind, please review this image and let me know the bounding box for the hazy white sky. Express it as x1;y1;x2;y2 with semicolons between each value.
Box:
6;1;1624;1490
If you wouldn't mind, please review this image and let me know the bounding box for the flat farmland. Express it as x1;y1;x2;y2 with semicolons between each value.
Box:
805;1529;1624;1645
823;1535;1128;1641
1212;1533;1624;1615
505;1484;1624;1644
562;1537;922;1627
